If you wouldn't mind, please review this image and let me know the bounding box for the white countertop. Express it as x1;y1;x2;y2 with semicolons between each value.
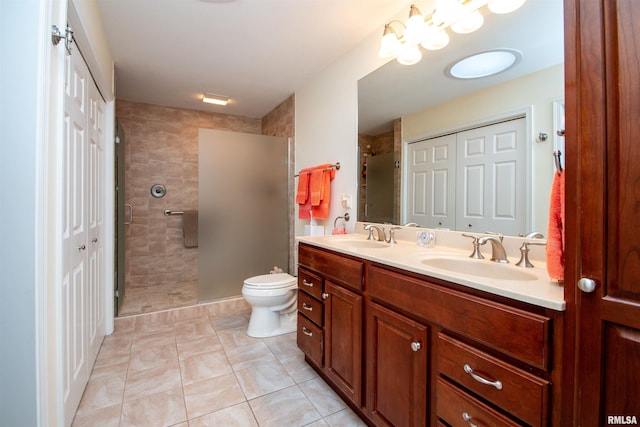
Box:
296;227;566;311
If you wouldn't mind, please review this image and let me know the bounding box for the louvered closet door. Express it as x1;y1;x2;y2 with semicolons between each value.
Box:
62;46;106;426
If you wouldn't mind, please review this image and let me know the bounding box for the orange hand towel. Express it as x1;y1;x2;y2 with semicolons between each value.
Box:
546;172;565;281
296;169;311;205
310;164;331;206
311;167;336;220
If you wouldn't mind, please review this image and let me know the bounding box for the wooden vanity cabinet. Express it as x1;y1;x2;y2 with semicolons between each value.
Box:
365;301;428;427
296;243;364;408
297;243;561;426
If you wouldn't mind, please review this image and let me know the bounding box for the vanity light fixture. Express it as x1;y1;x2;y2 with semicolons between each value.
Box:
202;93;229;106
379;0;526;65
445;49;522;79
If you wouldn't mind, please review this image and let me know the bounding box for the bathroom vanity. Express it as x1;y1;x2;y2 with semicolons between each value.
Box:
296;228;565;426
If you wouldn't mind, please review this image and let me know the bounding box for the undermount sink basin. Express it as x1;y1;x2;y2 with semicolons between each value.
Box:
420;257;538;281
324;237;388;249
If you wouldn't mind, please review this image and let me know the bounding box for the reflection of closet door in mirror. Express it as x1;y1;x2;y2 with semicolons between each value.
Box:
406;134;456;229
456;118;526;235
365;153;395;224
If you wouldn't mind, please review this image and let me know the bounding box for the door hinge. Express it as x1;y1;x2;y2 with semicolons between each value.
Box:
115;136;120;144
114;290;120;298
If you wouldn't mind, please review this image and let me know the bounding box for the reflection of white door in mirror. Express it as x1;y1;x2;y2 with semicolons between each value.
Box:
405;117;526;235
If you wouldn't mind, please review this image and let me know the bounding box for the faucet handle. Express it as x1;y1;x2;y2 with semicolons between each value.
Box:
462;234;484;259
515;241;547;268
386;226;402;244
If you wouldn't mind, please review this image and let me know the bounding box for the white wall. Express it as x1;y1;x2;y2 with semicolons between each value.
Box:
403;64;564;233
0;1;41;424
294;20;392;236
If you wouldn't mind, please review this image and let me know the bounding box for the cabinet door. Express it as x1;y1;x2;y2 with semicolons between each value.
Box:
566;0;640;424
324;281;362;406
366;301;428;427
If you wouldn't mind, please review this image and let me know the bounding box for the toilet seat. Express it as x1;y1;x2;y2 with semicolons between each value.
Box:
243;273;296;290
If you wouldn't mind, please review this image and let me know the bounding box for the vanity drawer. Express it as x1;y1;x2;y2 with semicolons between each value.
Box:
298;244;363;292
438;333;549;426
298;268;323;301
437;378;522;427
298;290;323;326
297;313;323;368
367;265;551;370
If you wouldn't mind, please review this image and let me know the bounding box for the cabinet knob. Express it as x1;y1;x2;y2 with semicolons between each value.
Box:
410;341;421;352
578;277;597;293
462;412;478;427
91;237;98;243
78;244;86;251
322;292;329;300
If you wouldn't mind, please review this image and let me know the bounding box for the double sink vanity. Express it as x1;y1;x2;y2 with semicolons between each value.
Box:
295;223;565;426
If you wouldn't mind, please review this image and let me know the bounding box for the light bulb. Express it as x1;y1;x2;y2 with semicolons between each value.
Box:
379;26;401;58
397;43;422;65
488;0;526;14
432;0;465;25
451;10;484;34
421;29;450;50
405;6;429;44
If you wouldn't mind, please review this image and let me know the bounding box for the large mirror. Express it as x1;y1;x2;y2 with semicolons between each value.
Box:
358;0;564;236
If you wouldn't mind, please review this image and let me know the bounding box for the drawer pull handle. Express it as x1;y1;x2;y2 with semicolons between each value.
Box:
302;279;314;288
302;327;313;337
410;341;421;352
462;412;478;427
302;302;313;311
464;364;503;390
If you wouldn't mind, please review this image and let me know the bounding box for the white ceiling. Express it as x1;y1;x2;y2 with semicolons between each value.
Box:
96;0;564;124
96;0;413;118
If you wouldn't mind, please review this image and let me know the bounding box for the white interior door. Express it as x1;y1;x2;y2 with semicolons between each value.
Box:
456;118;526;235
62;46;106;426
406;134;456;228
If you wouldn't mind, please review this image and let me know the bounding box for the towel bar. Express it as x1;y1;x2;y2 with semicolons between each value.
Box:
295;162;340;177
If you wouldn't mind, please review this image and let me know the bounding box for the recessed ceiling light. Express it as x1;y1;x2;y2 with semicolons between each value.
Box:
445;49;522;79
202;93;229;106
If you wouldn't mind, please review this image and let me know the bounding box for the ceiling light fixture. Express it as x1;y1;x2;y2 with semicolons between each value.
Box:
379;0;526;65
445;49;522;79
202;93;229;106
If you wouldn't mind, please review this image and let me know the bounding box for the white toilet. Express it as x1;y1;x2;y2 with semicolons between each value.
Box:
242;272;298;338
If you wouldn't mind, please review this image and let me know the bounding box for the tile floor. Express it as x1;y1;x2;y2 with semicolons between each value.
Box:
72;303;366;427
117;282;199;317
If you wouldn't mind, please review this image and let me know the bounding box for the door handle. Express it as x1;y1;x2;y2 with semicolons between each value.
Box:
124;203;133;225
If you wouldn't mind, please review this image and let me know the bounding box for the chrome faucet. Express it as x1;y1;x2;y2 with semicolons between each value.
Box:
516;240;547;268
478;235;509;263
363;224;386;242
403;222;420;227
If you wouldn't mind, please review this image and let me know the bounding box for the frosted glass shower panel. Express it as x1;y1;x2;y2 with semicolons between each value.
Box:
198;129;289;301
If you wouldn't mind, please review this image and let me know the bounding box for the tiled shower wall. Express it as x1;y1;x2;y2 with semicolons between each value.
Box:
117;96;294;293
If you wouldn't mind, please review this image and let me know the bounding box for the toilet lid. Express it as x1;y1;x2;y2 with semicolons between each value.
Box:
243;273;296;289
